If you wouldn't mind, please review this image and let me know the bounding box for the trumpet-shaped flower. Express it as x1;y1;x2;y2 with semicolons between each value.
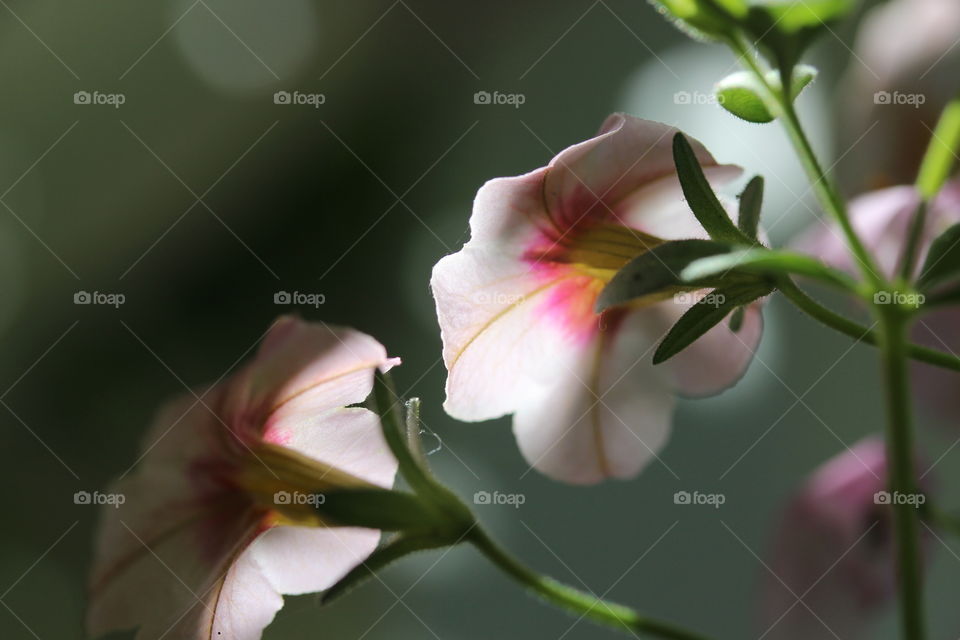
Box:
431;114;763;484
87;317;399;640
761;438;930;640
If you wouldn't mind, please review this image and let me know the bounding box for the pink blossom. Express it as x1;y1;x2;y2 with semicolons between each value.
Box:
87;317;399;640
431;114;764;485
761;438;927;639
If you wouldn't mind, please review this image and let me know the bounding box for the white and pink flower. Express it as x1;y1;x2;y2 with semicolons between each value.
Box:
87;317;399;640
431;114;764;485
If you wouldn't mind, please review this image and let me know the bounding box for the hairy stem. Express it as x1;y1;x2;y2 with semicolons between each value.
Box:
469;527;711;640
778;279;960;372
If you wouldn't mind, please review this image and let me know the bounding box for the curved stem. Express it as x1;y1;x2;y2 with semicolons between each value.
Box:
778;278;960;372
468;526;711;640
876;309;926;640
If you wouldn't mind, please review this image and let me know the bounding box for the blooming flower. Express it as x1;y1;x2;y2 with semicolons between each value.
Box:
797;180;960;419
87;317;399;640
761;438;929;640
431;114;763;484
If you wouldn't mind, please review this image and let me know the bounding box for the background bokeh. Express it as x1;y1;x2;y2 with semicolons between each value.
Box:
1;1;959;638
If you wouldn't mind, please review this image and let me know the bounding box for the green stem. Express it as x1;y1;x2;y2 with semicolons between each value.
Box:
726;35;883;288
778;278;960;372
468;527;710;640
876;308;926;640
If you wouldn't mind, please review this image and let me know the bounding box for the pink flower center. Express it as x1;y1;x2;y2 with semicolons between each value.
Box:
522;222;664;341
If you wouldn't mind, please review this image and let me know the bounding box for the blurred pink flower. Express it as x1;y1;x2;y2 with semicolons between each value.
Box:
431;114;763;485
841;0;960;189
87;317;399;640
761;438;928;640
797;181;960;419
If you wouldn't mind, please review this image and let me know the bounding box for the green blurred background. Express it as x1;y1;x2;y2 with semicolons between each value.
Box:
2;1;959;638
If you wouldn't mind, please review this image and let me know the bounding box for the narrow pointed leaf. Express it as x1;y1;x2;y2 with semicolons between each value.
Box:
737;176;764;239
653;283;772;364
595;239;733;312
681;248;857;291
672;133;753;244
918;223;960;290
916;97;960;200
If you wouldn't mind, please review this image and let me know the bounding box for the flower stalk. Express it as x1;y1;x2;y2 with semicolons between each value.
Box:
467;526;711;640
876;305;926;640
726;34;883;289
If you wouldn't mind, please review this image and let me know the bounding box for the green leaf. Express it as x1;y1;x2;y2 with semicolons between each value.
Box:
918;223;960;290
715;66;816;123
681;248;857;290
737;176;764;238
323;534;448;604
595;239;733;312
654;283;772;364
672;133;753;244
316;488;440;531
916;96;960;200
715;72;776;123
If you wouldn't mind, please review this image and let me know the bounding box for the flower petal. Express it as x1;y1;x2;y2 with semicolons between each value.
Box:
87;473;258;639
225;317;396;430
512;312;676;485
432;245;581;421
87;392;256;638
249;526;381;595
158;542;283;640
264;406;398;489
543;114;741;231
